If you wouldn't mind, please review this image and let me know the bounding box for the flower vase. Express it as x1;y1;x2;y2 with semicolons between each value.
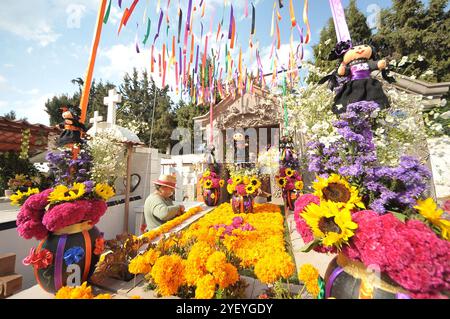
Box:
324;254;411;299
203;188;220;207
283;190;299;211
231;193;254;214
31;222;102;294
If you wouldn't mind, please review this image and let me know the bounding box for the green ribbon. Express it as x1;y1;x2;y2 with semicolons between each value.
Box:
143;18;151;45
103;0;112;24
318;277;326;299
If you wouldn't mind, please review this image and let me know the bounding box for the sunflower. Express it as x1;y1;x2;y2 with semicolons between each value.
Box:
49;183;85;203
233;176;243;184
276;177;287;188
246;184;256;195
9;188;39;206
301;201;358;249
414;198;450;241
285;168;295;177
313;174;365;210
204;180;213;189
227;184;235;194
250;177;261;189
295;181;304;191
219;180;225;187
243;176;250;185
94;183;115;201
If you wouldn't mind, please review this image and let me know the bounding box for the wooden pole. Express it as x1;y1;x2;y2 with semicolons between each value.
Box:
79;0;108;124
124;144;133;233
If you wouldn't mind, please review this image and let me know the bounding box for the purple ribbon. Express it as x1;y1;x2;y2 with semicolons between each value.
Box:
351;70;371;81
186;0;193;32
329;0;351;42
152;10;164;45
325;266;344;298
54;235;67;291
228;5;234;40
118;0;122;8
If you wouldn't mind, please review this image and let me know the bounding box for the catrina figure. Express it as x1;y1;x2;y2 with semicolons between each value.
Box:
56;105;86;147
321;41;395;114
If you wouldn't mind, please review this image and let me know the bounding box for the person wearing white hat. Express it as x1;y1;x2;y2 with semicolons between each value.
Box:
143;174;185;230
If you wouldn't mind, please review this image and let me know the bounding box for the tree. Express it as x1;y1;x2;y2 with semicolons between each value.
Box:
45;79;114;127
118;68;176;152
3;110;16;120
313;0;373;73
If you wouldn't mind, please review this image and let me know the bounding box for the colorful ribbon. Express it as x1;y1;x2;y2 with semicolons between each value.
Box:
303;0;311;44
54;235;67;291
328;0;351;42
103;0;112;24
289;0;296;27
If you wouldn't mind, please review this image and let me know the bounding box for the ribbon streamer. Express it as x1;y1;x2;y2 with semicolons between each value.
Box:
328;0;351;42
103;0;112;24
143;18;151;45
177;9;183;43
289;0;296;27
118;0;139;35
251;3;255;35
245;0;249;18
153;10;164;45
278;0;284;9
303;0;311;44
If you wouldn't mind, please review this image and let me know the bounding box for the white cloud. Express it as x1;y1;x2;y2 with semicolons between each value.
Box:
27;47;34;54
13;93;54;125
3;64;14;68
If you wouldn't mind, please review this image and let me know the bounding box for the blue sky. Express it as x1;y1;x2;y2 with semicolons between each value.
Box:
0;0;397;125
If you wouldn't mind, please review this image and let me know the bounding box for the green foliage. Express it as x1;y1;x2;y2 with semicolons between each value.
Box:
0;152;39;194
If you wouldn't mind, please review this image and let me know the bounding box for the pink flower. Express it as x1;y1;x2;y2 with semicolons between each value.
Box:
294;194;320;223
343;211;450;297
17;218;48;240
284;182;295;191
24;189;52;211
42;199;108;232
443;200;450;214
235;184;247;196
227;179;233;184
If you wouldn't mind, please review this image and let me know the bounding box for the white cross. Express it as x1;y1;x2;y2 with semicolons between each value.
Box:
89;111;103;134
103;88;122;125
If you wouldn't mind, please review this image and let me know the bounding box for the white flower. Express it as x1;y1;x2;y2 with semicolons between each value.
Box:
398;56;409;67
417;55;425;62
440;111;450;120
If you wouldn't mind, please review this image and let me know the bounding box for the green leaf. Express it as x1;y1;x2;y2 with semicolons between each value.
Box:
300;239;321;253
392;212;407;222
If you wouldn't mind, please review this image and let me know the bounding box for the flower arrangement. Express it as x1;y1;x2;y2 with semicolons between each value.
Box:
275;168;303;192
199;170;224;190
294;174;450;299
226;175;261;197
7;174;33;191
126;202;296;299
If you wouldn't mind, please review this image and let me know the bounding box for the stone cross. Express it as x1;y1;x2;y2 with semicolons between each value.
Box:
89;111;103;134
103;88;122;125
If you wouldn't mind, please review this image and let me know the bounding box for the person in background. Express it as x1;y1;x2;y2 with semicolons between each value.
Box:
144;174;185;230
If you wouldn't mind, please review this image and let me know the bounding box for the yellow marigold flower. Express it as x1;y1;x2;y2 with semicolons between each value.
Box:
55;282;93;299
302;201;358;249
94;294;112;299
415;198;450;241
295;181;304;191
313;174;365;210
95;183;115;201
195;274;216;299
299;264;320;297
213;263;239;289
285;168;294;177
144;249;161;266
151;255;185;296
254;252;295;284
128;255;151;275
206;252;227;273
